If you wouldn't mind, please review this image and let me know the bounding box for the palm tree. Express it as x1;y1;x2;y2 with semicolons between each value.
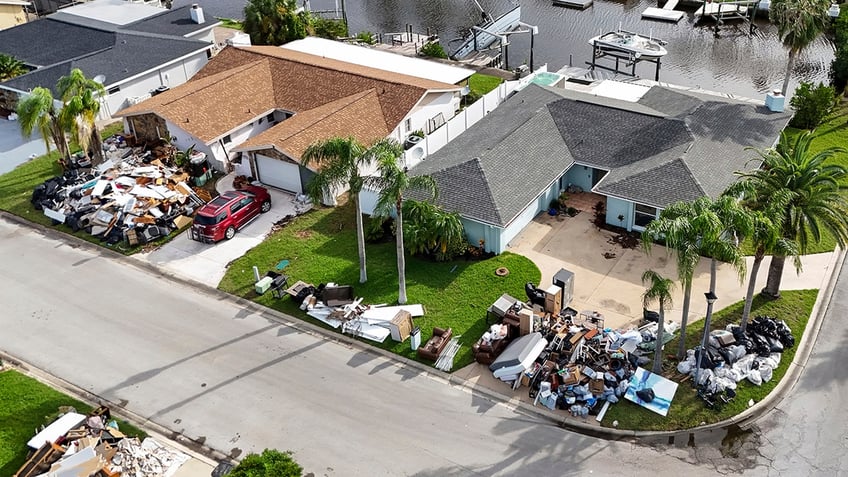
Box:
369;155;436;304
642;195;751;359
402;199;466;260
641;270;674;374
57;68;106;163
301;137;402;283
243;0;310;46
732;131;848;297
0;54;26;81
770;0;831;95
16;87;70;163
642;220;700;360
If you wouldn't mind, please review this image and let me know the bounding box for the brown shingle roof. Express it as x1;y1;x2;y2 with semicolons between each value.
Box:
234;89;390;163
116;45;459;147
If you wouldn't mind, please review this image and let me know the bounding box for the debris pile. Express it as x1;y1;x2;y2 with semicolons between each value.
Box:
677;315;793;394
30;140;208;247
16;406;189;477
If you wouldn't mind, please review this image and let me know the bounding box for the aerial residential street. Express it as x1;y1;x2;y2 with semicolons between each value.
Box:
0;216;842;476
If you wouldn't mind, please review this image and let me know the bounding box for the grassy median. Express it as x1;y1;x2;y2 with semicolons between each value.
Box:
602;289;817;431
0;369;147;476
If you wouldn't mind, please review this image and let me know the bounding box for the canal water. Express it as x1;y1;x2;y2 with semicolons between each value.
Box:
320;0;835;99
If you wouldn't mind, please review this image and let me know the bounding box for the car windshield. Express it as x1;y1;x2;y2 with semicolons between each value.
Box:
194;211;226;225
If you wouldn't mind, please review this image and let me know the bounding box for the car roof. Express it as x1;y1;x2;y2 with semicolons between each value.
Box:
197;191;244;216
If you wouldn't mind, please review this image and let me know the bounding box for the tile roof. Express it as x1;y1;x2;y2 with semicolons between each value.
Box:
117;46;459;152
416;83;791;227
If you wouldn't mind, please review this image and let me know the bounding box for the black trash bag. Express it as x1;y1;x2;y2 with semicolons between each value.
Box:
718;346;737;366
694;348;716;369
777;320;795;348
636;388;655;403
765;335;784;353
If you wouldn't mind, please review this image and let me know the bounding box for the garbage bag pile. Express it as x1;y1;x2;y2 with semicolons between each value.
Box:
30;155;207;247
677;315;793;394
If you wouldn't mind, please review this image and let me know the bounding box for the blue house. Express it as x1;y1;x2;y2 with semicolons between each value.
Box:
409;82;792;253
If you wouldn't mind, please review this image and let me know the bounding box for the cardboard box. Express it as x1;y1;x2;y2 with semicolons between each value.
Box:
561;365;583;386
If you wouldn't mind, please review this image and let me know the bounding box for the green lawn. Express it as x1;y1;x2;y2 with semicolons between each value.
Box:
0;369;147;476
219;201;541;369
779;103;848;254
217;18;244;30
468;73;503;97
603;289;817;431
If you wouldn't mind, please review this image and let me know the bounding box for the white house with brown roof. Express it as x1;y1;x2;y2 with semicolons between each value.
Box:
116;45;464;196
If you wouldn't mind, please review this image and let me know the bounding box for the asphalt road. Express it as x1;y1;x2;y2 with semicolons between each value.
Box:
0;216;839;476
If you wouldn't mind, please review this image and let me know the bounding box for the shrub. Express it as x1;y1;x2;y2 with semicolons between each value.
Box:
229;449;302;477
365;216;392;243
355;31;376;44
420;41;448;59
832;47;848;94
312;17;348;39
789;82;837;130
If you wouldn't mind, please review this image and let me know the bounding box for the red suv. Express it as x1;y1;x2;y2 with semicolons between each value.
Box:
190;185;272;243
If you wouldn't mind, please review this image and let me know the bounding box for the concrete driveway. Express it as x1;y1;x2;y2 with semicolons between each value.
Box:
0;118;49;175
136;174;306;287
507;207;836;329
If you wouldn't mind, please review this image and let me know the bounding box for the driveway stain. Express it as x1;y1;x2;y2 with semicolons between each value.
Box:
229;447;242;459
598;298;630;315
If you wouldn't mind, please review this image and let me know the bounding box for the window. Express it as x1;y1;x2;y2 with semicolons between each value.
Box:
266;113;275;123
633;204;658;229
223;134;232;144
404;118;412;132
107;86;120;94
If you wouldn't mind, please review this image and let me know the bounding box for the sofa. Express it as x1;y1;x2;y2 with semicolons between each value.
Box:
417;327;453;361
472;323;513;365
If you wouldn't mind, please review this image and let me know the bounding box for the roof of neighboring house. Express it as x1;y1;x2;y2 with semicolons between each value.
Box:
2;31;210;94
0;2;216;95
0;1;31;5
415;82;791;227
124;5;218;37
118;46;461;152
0;18;114;67
281;37;475;85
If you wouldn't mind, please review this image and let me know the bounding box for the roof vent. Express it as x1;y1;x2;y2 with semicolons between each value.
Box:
190;4;205;24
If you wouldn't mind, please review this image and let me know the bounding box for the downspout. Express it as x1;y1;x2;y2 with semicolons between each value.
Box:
219;138;231;171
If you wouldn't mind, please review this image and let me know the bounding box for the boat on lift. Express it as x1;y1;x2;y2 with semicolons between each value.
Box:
588;29;668;58
450;0;522;60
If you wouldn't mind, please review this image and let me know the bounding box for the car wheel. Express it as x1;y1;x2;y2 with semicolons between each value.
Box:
260;200;271;213
225;226;235;240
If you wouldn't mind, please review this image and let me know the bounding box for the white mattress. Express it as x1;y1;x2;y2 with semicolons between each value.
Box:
491;337;547;380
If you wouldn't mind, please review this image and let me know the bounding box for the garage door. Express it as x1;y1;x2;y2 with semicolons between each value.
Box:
255;154;302;194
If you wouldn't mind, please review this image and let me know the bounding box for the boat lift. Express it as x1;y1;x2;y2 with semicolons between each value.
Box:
588;30;666;81
695;0;760;36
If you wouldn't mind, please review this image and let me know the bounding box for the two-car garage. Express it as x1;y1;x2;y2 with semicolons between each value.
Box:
253;154;304;194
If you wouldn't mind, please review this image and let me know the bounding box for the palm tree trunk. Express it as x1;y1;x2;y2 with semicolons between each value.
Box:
90;128;103;163
781;49;796;96
353;196;368;283
653;306;665;374
709;257;717;294
676;280;692;360
741;253;764;332
762;254;785;298
396;204;407;305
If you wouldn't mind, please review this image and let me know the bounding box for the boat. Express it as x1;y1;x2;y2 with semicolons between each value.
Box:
450;2;522;60
587;30;668;58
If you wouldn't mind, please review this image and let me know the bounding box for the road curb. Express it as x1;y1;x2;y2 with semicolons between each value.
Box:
2;211;842;441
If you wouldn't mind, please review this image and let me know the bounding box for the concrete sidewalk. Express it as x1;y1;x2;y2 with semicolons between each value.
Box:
507;212;835;330
135;173;306;287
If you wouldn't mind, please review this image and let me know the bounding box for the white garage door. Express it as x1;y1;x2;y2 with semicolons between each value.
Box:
255;154;302;194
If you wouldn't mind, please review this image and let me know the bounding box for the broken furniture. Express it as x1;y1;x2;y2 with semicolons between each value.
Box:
490;332;547;382
417;327;453;361
388;310;414;342
472;323;512;365
486;293;519;323
321;285;355;307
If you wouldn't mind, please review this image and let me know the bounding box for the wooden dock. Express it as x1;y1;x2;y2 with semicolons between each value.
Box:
642;0;685;22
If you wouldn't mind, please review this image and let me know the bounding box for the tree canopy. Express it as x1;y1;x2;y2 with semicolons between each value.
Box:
243;0;310;45
229;449;302;477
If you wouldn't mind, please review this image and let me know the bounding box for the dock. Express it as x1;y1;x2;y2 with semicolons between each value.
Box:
694;2;748;18
642;0;685;22
553;0;594;9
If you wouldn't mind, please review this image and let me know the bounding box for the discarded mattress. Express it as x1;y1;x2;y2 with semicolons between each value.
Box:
27;412;86;449
490;332;547;372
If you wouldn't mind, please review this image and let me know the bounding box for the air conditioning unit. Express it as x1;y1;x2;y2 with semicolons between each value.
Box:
405;144;426;168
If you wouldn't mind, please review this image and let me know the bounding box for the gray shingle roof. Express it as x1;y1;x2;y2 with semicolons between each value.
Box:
414;82;791;227
125;5;219;37
3;32;209;94
0;18;113;67
412;84;573;226
548;98;693;169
